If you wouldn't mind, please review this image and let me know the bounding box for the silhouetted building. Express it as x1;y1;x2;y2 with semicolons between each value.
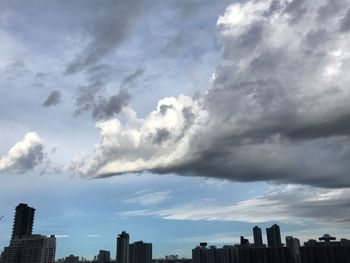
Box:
164;255;178;260
192;243;209;263
11;203;35;239
319;234;336;243
0;235;56;263
286;236;300;263
0;204;56;263
98;250;110;263
266;224;282;248
240;236;249;246
253;226;263;247
63;254;79;263
300;235;350;263
117;231;129;263
129;241;152;263
192;242;293;263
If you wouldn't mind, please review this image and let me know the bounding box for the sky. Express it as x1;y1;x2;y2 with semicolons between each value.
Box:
1;0;350;260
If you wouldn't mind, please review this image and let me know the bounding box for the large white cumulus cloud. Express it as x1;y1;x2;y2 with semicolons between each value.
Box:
73;0;350;188
0;132;44;174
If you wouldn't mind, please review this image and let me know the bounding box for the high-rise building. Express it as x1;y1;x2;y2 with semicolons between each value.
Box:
0;235;56;263
0;204;56;263
129;241;152;263
266;224;282;248
117;231;129;263
253;226;263;247
98;250;110;263
11;203;35;239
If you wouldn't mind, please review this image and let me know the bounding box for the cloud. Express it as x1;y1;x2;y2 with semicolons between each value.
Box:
121;68;145;88
64;0;142;75
123;190;172;206
70;0;350;188
119;185;350;227
87;234;99;238
55;235;69;239
92;89;131;121
42;90;62;107
0;132;44;174
74;65;133;120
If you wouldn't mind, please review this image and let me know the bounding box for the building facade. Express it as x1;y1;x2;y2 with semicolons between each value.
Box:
117;231;129;263
129;241;152;263
253;226;263;247
266;224;282;248
0;235;56;263
11;204;35;240
98;250;110;263
0;204;56;263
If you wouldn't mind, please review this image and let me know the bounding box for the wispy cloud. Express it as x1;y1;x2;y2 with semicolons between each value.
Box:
119;185;350;227
123;190;172;206
55;235;69;238
87;234;99;238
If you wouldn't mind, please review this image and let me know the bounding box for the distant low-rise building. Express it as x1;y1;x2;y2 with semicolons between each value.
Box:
63;254;79;263
98;250;110;263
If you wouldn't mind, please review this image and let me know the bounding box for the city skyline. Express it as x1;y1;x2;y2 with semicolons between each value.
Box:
1;0;350;260
3;203;350;263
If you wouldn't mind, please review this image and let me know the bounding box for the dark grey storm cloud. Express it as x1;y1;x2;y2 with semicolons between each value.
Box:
65;0;142;75
42;90;62;107
72;0;350;189
340;8;350;32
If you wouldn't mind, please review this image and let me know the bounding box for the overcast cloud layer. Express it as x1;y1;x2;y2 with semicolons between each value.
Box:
69;0;350;188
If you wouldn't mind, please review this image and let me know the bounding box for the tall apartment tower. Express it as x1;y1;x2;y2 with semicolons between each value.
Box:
129;241;152;263
1;204;56;263
253;226;263;247
1;234;56;263
266;224;282;247
11;203;35;239
117;231;129;263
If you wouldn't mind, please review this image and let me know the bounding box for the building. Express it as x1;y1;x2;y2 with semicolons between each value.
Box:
239;237;249;246
129;241;152;263
0;204;56;263
63;255;79;263
164;255;178;260
117;231;129;263
11;203;35;239
0;235;56;263
300;235;350;263
192;242;292;263
285;236;300;263
253;226;263;247
98;250;110;263
266;224;282;248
